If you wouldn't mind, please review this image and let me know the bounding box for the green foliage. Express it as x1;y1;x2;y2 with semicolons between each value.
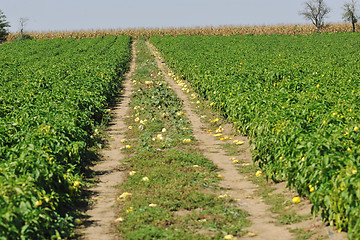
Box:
0;10;10;43
150;33;360;239
15;34;34;42
0;36;131;238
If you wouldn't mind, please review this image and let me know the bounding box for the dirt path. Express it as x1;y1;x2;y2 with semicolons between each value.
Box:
147;42;347;240
81;42;136;240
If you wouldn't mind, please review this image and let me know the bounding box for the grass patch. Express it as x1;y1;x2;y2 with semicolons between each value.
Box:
289;228;318;240
219;143;244;156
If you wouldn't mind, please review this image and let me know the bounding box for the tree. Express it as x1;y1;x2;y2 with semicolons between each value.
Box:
343;0;359;32
19;17;29;37
17;17;32;41
0;9;10;43
300;0;331;33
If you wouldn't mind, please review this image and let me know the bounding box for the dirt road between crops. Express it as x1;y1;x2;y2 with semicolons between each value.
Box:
81;40;346;240
147;41;347;240
80;42;136;240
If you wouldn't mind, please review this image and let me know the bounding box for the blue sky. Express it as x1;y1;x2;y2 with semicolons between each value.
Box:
2;0;347;32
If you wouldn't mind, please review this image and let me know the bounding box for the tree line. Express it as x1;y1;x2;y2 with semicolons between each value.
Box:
0;0;359;43
301;0;359;33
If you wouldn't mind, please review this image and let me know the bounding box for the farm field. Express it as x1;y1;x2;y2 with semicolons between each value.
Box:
78;37;346;240
0;36;131;238
0;31;357;240
84;37;346;240
150;33;360;239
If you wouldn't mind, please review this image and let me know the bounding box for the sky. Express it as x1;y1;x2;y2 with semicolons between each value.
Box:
1;0;347;33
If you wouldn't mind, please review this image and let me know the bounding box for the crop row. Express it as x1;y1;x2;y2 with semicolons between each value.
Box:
150;33;360;239
0;36;131;239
